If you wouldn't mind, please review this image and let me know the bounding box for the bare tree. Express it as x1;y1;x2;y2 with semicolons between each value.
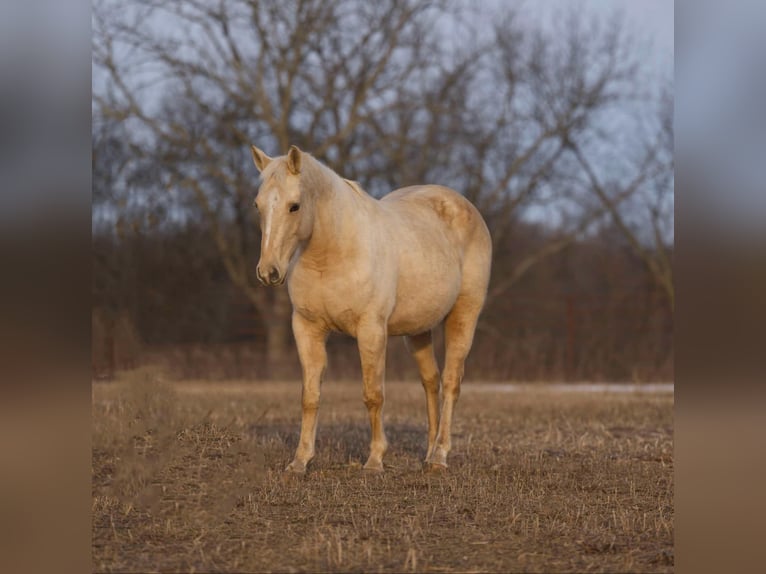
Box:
92;0;672;376
458;7;669;310
565;81;674;309
93;0;463;375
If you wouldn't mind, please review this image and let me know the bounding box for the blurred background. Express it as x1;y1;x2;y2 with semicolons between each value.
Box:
91;0;674;383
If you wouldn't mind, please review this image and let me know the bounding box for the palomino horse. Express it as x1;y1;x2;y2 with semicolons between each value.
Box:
250;144;492;473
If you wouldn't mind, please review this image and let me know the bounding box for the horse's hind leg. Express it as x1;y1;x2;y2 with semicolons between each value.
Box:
428;295;483;469
405;331;441;462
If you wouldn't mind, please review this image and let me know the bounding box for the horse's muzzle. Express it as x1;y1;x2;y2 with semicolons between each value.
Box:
257;264;283;286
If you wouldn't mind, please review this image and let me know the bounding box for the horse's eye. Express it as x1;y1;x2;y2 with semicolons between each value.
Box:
289;203;300;213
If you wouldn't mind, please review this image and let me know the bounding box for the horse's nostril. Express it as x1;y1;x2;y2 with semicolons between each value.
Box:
268;267;280;284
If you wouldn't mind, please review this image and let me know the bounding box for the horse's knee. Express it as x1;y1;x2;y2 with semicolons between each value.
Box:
363;388;384;409
302;399;319;411
363;396;383;410
302;389;320;411
442;372;463;401
443;385;460;402
421;373;440;393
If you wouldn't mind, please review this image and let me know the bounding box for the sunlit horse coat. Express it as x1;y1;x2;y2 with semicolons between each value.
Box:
251;145;491;473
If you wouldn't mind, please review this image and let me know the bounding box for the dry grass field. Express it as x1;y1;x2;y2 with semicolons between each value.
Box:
92;369;673;573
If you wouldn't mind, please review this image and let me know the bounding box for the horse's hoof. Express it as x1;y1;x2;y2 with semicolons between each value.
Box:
363;461;384;473
282;462;307;480
424;461;447;474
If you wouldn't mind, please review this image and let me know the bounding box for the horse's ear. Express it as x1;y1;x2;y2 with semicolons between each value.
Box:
250;145;271;173
286;145;302;175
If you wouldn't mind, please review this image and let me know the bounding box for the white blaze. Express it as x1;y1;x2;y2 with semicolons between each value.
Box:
262;193;279;255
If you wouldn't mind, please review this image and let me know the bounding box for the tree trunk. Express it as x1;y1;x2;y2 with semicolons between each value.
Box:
258;286;293;379
241;280;294;379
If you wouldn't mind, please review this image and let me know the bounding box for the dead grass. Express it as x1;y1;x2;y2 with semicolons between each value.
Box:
92;368;673;573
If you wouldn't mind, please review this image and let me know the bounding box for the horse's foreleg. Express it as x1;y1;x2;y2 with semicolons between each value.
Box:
429;297;482;469
405;331;441;462
286;313;327;475
357;321;388;472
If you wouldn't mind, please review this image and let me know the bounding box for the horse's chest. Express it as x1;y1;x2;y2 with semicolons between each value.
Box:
288;269;378;335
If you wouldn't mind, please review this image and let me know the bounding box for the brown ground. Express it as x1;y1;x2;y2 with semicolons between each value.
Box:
92;369;673;573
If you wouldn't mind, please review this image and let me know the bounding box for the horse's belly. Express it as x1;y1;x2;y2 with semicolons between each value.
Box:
387;271;461;336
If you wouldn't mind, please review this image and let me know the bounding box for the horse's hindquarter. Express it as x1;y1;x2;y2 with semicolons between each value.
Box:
382;185;491;336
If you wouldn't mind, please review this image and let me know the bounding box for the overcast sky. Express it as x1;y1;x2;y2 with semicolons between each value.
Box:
519;0;673;80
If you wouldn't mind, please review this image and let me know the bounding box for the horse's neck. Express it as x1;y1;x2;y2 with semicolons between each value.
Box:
303;160;369;260
308;158;367;208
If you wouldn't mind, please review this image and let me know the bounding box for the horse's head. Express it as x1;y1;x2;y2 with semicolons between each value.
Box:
250;144;313;286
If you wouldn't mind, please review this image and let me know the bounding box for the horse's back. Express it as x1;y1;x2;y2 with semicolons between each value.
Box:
382;185;490;256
